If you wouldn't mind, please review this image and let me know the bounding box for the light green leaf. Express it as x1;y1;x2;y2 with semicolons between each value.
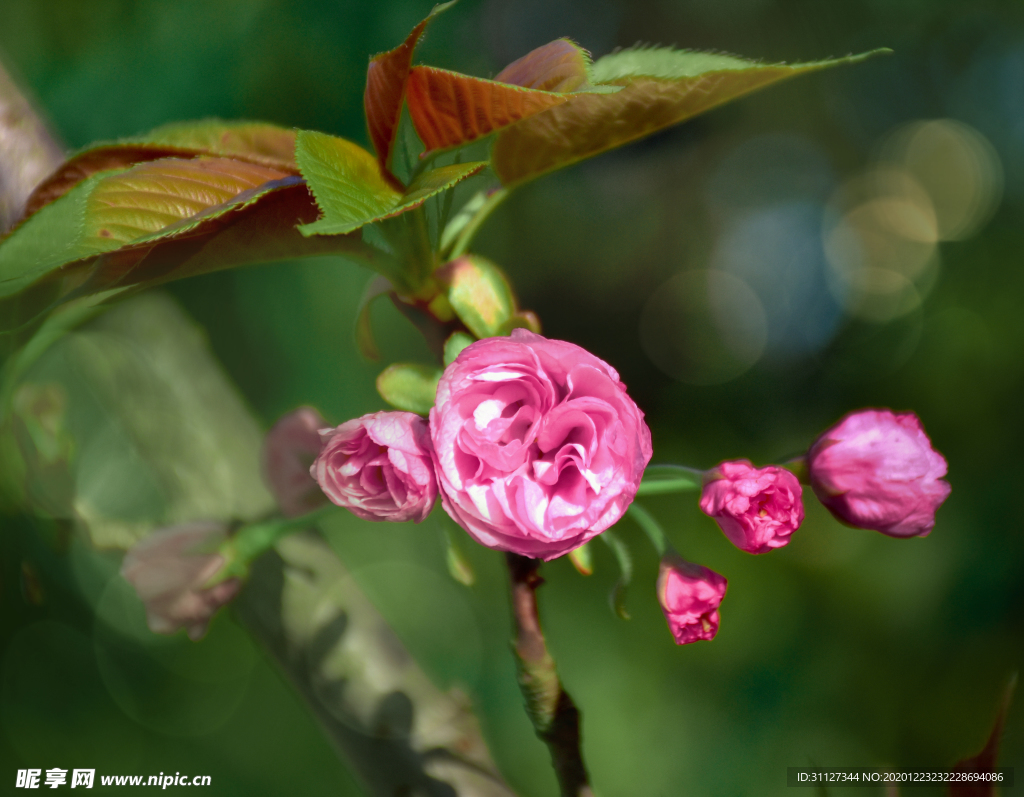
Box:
568;542;593;576
437;255;516;339
0;157;385;335
443;331;476;366
493;48;889;186
375;363;442;416
591;48;758;82
296;130;486;237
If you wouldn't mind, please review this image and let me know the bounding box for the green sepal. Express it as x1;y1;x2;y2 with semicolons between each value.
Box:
375;363;442;415
443;331;476;367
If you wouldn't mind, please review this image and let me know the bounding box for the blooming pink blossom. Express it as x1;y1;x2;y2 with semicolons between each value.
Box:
699;460;804;553
120;522;240;641
807;409;951;537
262;406;329;518
312;411;437;522
430;329;652;560
657;555;728;644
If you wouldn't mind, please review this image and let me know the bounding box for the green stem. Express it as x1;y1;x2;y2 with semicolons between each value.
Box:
600;530;633;620
505;554;593;797
635;464;705;497
448;187;509;259
217;503;342;581
782;456;810;485
409;205;435;286
627;502;668;557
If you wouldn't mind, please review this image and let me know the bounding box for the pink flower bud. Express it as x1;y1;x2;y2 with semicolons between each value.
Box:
120;522;240;641
312;411;437;522
699;460;804;553
262;406;330;518
807;408;951;537
430;329;652;561
657;555;727;645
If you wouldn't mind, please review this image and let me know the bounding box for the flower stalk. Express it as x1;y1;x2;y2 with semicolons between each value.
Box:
505;553;593;797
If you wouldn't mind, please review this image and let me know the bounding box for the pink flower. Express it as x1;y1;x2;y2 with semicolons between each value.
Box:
262;406;330;518
699;460;804;553
807;409;951;537
430;329;652;560
312;411;437;522
657;555;727;644
120;522;240;641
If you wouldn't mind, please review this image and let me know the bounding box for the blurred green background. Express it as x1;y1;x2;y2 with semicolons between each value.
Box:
2;0;1022;794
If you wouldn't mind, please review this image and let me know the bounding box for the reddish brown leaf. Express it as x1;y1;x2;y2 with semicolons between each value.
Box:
407;67;570;154
22;121;299;220
82;157;293;250
364;1;455;172
57;182;367;301
495;39;593;93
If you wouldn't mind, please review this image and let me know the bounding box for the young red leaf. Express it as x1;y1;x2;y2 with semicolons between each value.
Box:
364;1;456;172
494;39;594;93
21;120;299;220
406;67;570;154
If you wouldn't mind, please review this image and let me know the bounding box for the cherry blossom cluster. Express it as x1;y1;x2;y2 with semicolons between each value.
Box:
122;331;950;645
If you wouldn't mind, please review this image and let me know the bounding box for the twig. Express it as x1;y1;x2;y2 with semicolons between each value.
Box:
505;553;594;797
237;533;520;797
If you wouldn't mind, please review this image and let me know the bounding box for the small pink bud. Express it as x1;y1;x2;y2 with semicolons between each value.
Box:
262;406;330;518
312;411;437;522
807;409;951;538
120;522;240;641
656;555;727;645
699;460;804;553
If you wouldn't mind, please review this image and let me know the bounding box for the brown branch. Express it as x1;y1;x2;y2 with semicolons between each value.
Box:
237;533;520;797
505;553;593;797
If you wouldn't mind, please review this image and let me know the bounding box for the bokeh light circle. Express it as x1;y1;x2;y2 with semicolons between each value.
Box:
879;118;1003;240
640;269;767;385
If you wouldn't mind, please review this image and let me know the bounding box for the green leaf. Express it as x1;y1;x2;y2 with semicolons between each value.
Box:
296;130;486;237
437;255;516;338
0;158;374;333
0;293;274;548
493;47;890;186
590;48;760;82
1;158;290;298
22;119;300;220
375;363;442;415
443;331;475;366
